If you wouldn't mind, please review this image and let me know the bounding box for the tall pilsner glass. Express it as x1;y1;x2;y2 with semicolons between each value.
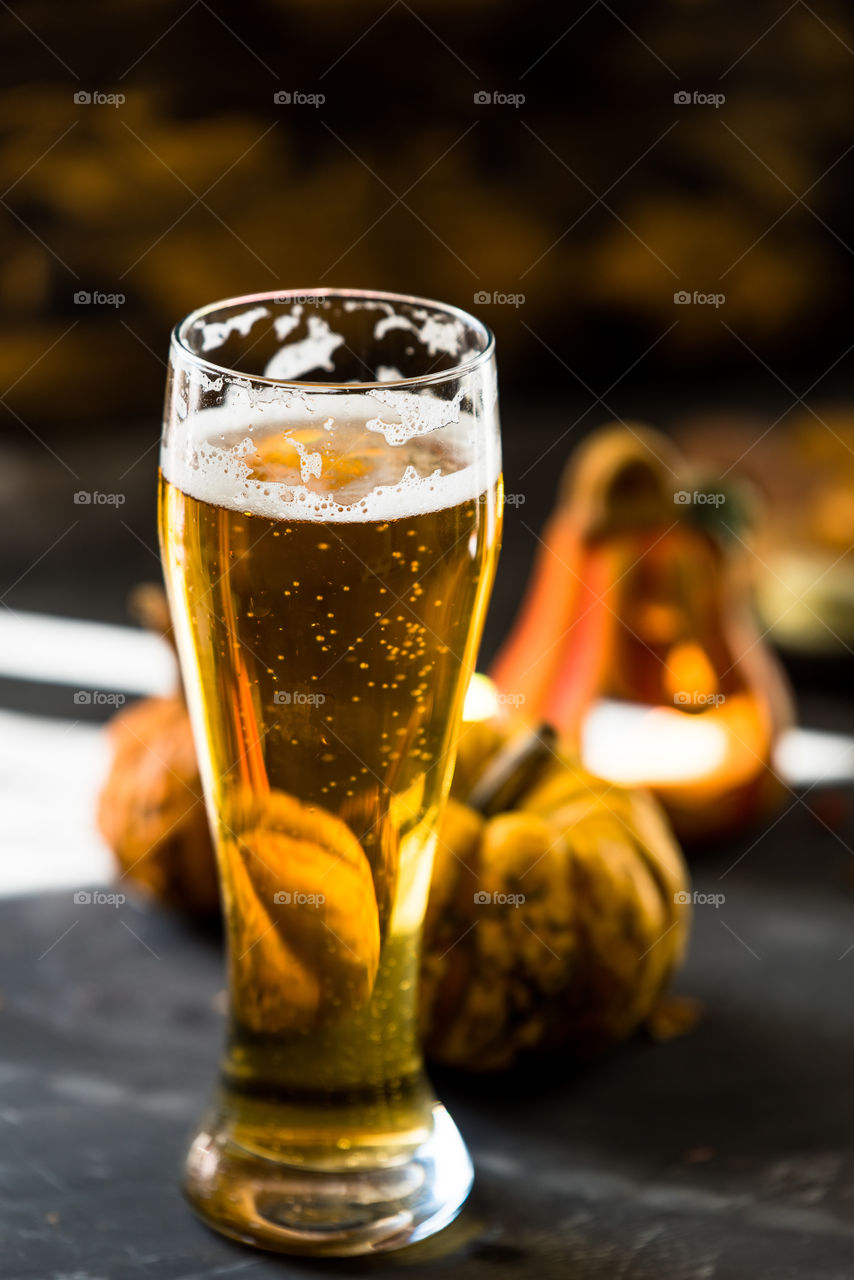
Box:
158;290;502;1254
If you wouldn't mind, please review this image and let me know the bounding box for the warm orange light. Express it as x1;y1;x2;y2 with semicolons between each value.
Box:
663;641;719;706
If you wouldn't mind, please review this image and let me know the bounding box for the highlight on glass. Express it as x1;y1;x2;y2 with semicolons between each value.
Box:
158;289;503;1254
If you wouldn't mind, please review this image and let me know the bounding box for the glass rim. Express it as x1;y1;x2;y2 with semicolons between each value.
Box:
170;288;496;392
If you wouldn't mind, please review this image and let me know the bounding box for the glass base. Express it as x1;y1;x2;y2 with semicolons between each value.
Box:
183;1100;474;1256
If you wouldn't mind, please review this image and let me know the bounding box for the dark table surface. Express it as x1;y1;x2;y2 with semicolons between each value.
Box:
4;400;854;1277
4;780;854;1280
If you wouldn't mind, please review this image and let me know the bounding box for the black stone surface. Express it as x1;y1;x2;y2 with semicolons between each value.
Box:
4;789;854;1280
4;401;854;1277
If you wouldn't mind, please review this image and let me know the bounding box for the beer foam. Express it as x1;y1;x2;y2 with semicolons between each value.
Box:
162;403;500;523
197;305;269;353
364;387;464;444
263;315;344;381
340;299;468;360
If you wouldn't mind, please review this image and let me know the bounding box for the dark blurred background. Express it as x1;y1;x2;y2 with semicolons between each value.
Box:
2;0;853;659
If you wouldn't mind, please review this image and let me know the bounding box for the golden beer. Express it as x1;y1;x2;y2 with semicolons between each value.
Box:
160;414;501;1229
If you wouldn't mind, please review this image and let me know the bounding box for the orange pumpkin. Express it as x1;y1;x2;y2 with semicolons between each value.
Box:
491;425;794;841
420;718;691;1069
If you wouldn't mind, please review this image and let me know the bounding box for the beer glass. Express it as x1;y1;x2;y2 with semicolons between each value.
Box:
158;290;502;1254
